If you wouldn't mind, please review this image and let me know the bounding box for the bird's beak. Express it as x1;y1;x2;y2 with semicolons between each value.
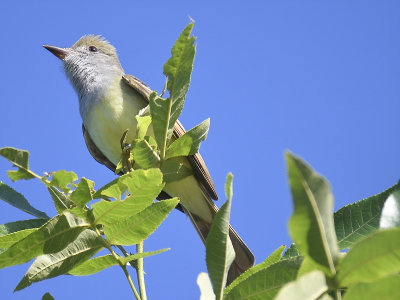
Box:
43;45;69;61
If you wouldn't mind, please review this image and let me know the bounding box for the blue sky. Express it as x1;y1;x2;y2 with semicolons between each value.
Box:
1;1;399;299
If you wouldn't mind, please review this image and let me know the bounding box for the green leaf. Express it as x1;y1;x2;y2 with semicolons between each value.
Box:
163;23;196;127
335;182;400;249
14;229;103;291
42;292;55;300
225;245;285;295
165;118;210;159
131;139;160;169
224;257;303;300
151;23;196;156
136;115;152;140
70;177;94;207
93;175;128;200
0;212;89;269
105;198;179;245
274;270;328;300
92;169;164;226
149;93;172;158
160;159;192;183
337;228;400;286
197;272;216;300
50;170;78;193
380;190;400;228
206;173;235;300
69;248;169;276
343;274;400;300
0;147;35;181
48;186;75;213
281;243;300;259
286;152;338;276
0;219;47;237
0;181;49;219
0;229;37;251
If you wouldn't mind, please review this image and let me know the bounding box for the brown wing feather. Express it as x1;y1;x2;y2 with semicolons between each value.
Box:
122;74;218;200
82;124;117;173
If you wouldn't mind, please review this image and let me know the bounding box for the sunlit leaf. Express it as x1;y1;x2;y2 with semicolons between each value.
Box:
105;198;179;245
165;118;210;159
343;274;400;300
93;176;128;200
337;228;400;286
224;257;303;300
92;169;164;225
380;190;400;228
70;177;94;208
225;245;285;295
274;270;328;300
136;115;152;140
131;139;160;169
151;23;196;155
50;170;78;193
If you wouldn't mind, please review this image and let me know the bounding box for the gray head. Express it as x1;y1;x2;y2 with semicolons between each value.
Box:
44;35;124;100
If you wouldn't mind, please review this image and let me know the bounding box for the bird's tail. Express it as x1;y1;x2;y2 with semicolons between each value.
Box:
187;201;255;285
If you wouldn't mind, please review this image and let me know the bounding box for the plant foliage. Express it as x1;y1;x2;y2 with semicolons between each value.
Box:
1;22;399;300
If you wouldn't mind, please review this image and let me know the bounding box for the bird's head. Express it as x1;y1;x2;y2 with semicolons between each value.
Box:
44;35;124;97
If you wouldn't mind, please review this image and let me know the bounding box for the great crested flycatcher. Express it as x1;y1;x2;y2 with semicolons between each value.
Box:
43;35;254;282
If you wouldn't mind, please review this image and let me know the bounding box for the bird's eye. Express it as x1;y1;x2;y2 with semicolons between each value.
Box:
89;46;98;52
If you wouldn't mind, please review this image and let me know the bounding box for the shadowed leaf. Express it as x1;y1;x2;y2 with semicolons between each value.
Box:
0;182;49;219
0;147;35;181
15;229;103;291
286;152;338;276
335;182;400;249
206;173;235;300
69;248;169;276
0;212;89;269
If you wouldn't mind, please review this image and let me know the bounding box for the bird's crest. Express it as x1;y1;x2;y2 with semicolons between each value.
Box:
72;35;117;57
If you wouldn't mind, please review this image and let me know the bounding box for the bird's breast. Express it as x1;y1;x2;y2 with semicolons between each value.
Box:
83;78;148;165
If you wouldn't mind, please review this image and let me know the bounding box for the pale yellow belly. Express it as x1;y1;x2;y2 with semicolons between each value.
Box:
84;79;213;222
85;79;147;166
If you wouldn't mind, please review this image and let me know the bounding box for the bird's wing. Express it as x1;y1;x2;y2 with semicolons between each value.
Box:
122;74;218;200
82;124;117;173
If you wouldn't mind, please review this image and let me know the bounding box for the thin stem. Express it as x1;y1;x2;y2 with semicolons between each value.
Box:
136;241;147;300
117;245;138;271
93;227;141;300
122;264;141;300
335;289;342;300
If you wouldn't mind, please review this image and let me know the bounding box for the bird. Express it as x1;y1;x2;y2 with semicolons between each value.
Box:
43;35;254;283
